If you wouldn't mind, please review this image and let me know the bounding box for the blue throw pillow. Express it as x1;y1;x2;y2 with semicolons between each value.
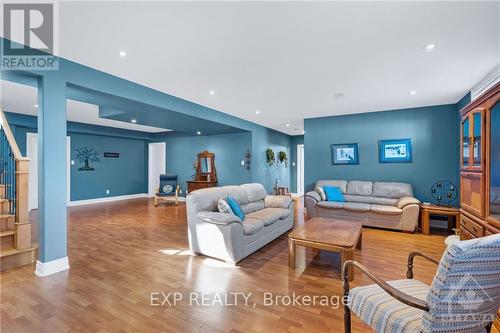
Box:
323;186;345;202
225;196;245;220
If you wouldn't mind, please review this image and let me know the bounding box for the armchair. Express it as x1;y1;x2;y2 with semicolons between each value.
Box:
342;234;500;333
154;174;180;206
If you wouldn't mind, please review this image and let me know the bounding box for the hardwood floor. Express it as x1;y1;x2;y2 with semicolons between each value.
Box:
1;198;446;333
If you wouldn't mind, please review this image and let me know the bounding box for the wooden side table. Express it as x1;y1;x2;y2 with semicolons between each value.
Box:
419;204;460;235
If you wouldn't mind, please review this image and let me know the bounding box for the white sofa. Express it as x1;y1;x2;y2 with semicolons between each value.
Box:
305;180;420;232
186;183;294;264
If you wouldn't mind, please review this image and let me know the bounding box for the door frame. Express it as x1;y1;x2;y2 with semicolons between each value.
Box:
27;133;71;210
297;144;304;195
148;142;166;197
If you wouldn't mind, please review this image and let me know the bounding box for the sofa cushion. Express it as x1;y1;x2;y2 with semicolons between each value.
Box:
315;180;347;194
264;195;293;209
241;200;265;214
343;195;398;206
343;202;370;212
317;187;327;201
373;182;413;199
246;208;289;226
242;217;265;235
370;204;403;215
226;196;245;220
241;183;268;202
370;196;398;206
317;201;344;209
218;198;232;214
324;186;345;202
346;181;373;196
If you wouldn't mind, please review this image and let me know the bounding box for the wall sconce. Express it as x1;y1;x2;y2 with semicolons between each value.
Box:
242;149;251;170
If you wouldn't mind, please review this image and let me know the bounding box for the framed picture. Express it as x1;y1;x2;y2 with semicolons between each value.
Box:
331;143;359;165
379;138;412;163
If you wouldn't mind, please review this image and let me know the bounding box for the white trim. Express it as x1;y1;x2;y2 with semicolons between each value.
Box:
35;257;70;277
68;193;148;206
471;64;500;101
296;144;305;195
290;193;302;198
148;142;166;198
178;196;186;202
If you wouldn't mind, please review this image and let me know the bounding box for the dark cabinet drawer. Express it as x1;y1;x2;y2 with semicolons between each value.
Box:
461;215;484;238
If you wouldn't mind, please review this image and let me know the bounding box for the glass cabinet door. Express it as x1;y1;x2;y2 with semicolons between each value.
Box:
462;117;470;167
472;112;482;166
490;102;500;221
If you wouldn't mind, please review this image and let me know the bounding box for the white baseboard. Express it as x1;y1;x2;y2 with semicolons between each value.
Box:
68;193;148;206
35;257;70;277
291;193;303;198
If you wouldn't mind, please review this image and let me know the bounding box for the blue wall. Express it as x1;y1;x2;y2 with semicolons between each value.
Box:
304;104;460;203
8;116;150;201
157;132;253;195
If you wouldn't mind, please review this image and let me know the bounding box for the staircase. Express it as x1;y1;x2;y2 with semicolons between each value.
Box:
0;108;37;271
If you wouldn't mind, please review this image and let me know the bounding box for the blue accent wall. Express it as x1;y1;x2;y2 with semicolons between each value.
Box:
156;132;253;195
304;105;460;203
7;112;150;201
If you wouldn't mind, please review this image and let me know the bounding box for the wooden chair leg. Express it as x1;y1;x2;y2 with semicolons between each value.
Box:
154;196;158;207
344;306;351;333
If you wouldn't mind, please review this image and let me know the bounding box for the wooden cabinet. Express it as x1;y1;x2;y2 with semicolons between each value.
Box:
187;180;217;194
460;172;485;218
459;82;500;238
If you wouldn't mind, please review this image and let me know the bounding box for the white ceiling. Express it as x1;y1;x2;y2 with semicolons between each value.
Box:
0;81;170;133
4;2;500;135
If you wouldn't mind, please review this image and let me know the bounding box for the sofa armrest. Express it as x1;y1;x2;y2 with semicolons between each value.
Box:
265;195;293;209
197;212;242;225
305;191;321;202
396;197;420;209
304;191;321;218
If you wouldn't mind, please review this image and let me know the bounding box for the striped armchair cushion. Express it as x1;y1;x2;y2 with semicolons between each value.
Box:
349;279;429;333
422;234;500;332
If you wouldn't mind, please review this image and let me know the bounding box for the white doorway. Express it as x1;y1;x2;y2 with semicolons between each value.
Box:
148;142;166;197
297;144;304;195
27;133;71;210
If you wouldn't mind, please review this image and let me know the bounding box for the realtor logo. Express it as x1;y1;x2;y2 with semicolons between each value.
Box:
1;2;59;70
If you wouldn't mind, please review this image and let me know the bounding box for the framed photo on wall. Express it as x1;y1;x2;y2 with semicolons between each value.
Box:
331;143;359;165
379;138;412;163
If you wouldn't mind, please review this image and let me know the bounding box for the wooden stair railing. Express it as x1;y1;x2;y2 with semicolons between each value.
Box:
0;108;36;271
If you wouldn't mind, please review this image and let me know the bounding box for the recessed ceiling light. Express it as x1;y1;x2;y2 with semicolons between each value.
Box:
255;110;261;115
409;90;417;95
196;131;202;135
286;123;290;127
302;130;306;134
209;90;215;95
334;92;345;99
423;43;436;51
119;50;127;57
34;104;38;108
131;119;137;123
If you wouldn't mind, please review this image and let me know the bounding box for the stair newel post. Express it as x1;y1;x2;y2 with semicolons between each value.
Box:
14;157;31;250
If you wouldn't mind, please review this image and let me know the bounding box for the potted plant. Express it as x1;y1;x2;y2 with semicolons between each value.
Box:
278;150;288;167
265;148;275;166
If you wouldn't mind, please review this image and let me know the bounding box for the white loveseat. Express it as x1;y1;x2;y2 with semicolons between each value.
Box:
186;183;294;264
305;180;420;232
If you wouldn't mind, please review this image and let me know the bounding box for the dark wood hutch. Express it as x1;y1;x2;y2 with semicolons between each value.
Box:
186;151;218;193
459;82;500;331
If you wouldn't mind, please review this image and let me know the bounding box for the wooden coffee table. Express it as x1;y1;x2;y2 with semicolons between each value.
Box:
288;217;362;281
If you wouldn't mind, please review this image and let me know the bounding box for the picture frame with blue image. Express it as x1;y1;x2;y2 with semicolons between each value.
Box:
379;138;412;163
331;143;359;165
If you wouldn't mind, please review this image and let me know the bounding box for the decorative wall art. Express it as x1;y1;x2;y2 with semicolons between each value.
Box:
379;138;412;163
331;143;359;165
75;147;100;171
